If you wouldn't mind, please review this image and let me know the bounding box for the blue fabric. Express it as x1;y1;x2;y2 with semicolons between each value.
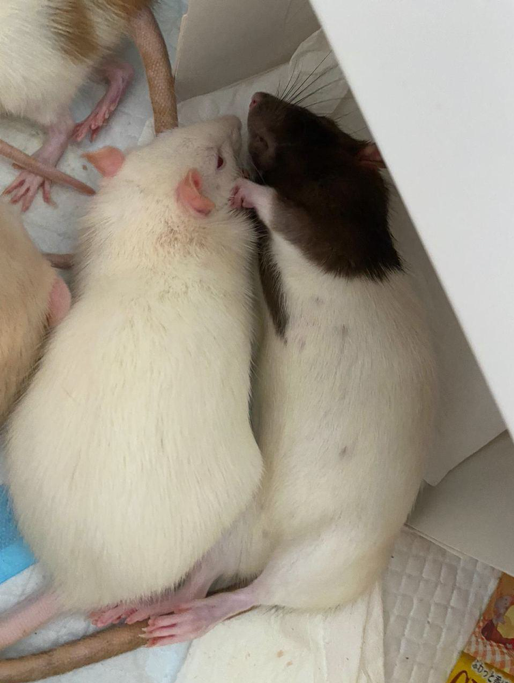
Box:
0;485;35;584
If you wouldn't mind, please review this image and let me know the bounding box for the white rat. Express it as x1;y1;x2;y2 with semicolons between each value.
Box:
2;115;262;653
0;0;174;210
125;93;437;645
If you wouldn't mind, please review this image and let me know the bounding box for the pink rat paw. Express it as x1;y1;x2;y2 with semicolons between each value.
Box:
3;172;54;212
90;603;138;628
74;96;119;143
142;592;247;647
230;178;257;210
74;61;134;143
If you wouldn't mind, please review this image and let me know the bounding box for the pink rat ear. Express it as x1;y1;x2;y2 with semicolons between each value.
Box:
177;169;215;217
83;147;125;178
357;143;386;170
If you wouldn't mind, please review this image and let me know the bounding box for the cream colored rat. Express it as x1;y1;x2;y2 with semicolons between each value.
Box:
0;200;70;424
1;116;261;660
0;0;175;210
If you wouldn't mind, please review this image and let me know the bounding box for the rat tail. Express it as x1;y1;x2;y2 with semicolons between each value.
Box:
0;140;95;197
0;591;61;652
0;621;147;682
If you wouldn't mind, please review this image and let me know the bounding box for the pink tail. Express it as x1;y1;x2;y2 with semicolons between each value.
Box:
0;591;61;651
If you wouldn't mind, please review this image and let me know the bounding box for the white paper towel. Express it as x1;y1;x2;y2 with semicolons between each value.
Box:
175;585;384;683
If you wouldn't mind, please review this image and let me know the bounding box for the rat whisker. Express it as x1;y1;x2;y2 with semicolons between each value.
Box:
348;125;370;137
288;61;339;103
280;67;301;101
307;97;346;111
247;156;266;184
282;64;312;102
286;53;332;102
293;78;345;106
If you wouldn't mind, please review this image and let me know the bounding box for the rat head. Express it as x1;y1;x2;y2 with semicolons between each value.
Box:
247;93;402;281
84;116;243;261
247;92;383;186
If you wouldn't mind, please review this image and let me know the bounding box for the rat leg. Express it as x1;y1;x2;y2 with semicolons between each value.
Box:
231;179;276;224
143;584;259;646
0;591;63;650
125;558;219;625
3;110;75;212
143;530;390;646
92;555;221;629
74;60;135;143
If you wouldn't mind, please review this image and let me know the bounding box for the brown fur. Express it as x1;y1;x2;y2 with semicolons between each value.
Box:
50;0;154;64
50;0;99;63
0;204;55;424
248;94;402;281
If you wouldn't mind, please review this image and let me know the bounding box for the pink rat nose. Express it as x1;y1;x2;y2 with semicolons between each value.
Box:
249;93;264;110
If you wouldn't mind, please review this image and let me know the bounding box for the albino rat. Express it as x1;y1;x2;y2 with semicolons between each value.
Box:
0;200;70;425
1;116;261;664
0;0;173;210
119;92;437;645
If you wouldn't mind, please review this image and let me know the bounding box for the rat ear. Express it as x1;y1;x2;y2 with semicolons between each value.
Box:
357;143;386;170
83;147;125;177
176;169;215;217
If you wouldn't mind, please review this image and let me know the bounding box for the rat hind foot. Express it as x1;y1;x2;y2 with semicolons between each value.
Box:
90;603;139;628
143;588;258;646
3;174;52;212
74;61;134;143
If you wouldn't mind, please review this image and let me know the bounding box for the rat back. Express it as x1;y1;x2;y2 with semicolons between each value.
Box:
0;0;143;125
6;213;261;610
0;202;54;423
255;232;436;548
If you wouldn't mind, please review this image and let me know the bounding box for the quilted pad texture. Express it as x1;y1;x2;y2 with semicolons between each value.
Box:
384;529;499;683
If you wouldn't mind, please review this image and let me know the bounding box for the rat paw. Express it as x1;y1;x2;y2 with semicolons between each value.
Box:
74;104;114;143
90;603;136;628
142;594;238;645
3;172;53;212
230;179;255;210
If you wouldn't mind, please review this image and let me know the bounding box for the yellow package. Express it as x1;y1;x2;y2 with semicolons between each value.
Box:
446;574;514;683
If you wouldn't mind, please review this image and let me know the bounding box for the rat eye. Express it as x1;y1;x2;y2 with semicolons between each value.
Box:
216;154;225;169
255;135;268;149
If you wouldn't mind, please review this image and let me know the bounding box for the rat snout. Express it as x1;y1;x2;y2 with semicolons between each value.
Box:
250;92;265;110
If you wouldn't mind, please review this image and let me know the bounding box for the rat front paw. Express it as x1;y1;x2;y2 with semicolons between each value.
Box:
230;179;256;210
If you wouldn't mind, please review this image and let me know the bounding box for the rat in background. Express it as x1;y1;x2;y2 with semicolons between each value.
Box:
0;116;262;665
118;92;437;645
0;0;171;210
0;201;70;424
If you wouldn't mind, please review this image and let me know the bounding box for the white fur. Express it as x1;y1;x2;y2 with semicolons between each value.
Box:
202;199;436;612
6;117;262;610
246;230;436;609
0;1;128;125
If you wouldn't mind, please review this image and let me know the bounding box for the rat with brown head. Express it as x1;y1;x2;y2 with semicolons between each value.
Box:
0;0;176;210
0;115;261;673
125;93;437;645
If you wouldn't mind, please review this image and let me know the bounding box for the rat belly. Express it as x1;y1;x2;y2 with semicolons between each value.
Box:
6;298;261;611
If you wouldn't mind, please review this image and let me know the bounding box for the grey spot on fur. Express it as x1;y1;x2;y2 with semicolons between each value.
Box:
339;446;348;458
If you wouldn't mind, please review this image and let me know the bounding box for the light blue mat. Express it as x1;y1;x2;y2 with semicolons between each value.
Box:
0;484;35;585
